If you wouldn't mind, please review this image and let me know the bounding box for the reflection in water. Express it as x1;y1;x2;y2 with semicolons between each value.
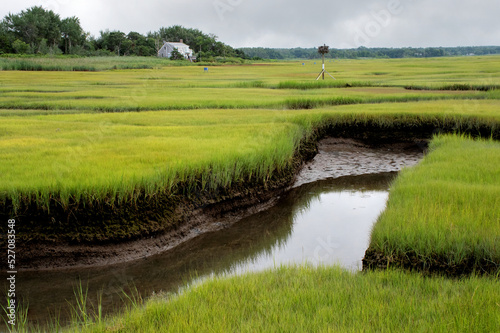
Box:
9;172;394;327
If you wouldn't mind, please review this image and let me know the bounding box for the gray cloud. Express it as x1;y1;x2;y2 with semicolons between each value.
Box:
1;0;499;48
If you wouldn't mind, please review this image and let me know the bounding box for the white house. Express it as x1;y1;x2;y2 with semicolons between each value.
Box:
158;39;195;61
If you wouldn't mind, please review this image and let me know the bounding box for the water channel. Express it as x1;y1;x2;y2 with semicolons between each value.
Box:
6;138;425;327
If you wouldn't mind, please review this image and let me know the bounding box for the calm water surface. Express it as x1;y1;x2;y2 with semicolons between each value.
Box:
11;172;394;327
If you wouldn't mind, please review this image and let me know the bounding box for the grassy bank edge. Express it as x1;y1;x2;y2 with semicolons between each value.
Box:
364;135;500;276
2;111;498;214
1;111;499;246
36;265;497;332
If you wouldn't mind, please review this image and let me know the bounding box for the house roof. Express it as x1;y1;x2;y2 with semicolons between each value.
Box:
164;42;190;48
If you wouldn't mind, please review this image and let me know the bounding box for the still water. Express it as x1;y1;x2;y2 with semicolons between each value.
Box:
14;172;394;327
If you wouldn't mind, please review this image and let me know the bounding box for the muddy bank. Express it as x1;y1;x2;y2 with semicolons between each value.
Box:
4;136;317;271
362;248;498;277
294;137;424;187
8;133;428;271
4;111;499;271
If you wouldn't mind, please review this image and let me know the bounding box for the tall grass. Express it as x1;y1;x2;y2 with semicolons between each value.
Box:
67;265;500;332
0;114;304;212
0;56;179;71
368;135;500;274
0;84;487;113
0;282;145;332
1;299;29;332
1;100;499;213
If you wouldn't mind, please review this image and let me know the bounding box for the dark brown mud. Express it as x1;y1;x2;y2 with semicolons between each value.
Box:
4;117;496;271
362;248;499;277
2;135;318;271
10;134;425;271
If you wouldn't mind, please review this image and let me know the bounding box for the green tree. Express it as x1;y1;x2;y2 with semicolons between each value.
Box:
108;31;126;56
127;31;155;56
96;30;127;55
4;6;61;51
60;16;85;54
12;39;30;54
170;48;184;60
0;21;13;53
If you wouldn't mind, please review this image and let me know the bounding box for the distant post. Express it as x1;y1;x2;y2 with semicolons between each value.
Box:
316;44;335;80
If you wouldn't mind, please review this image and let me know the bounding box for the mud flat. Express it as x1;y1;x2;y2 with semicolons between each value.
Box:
294;137;424;187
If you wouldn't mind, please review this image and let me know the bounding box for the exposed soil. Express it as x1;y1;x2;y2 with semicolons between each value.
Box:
294;137;424;187
9;134;429;271
21;186;287;270
6;135;317;271
362;248;499;277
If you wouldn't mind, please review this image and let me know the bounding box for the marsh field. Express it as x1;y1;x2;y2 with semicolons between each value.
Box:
1;56;499;332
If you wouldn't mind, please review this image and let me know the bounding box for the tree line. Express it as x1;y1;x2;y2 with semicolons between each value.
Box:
2;6;499;61
0;6;244;60
240;46;500;60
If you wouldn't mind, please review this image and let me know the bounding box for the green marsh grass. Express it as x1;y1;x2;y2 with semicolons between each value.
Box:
369;135;500;274
1;100;500;212
1;56;500;332
66;265;500;332
277;80;373;89
2;55;500;87
0;82;487;113
1;299;29;332
0;56;183;71
1;56;498;113
404;83;500;91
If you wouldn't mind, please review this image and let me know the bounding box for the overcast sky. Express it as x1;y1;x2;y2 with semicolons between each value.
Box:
2;0;500;48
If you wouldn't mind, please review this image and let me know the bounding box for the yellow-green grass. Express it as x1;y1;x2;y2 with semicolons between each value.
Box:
0;56;193;71
1;57;499;332
368;135;500;274
1;56;499;100
1;56;499;115
2;55;500;86
0;113;301;211
56;265;500;333
312;55;500;87
2;100;500;212
0;69;487;112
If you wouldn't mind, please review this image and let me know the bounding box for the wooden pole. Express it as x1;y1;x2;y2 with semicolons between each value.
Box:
322;54;325;80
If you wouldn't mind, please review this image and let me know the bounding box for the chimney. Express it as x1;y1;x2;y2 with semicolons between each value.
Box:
180;39;183;43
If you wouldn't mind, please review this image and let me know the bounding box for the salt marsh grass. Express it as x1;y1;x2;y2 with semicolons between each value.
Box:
1;56;498;114
0;56;181;71
369;135;500;274
2;100;500;212
69;265;500;332
1;55;500;332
